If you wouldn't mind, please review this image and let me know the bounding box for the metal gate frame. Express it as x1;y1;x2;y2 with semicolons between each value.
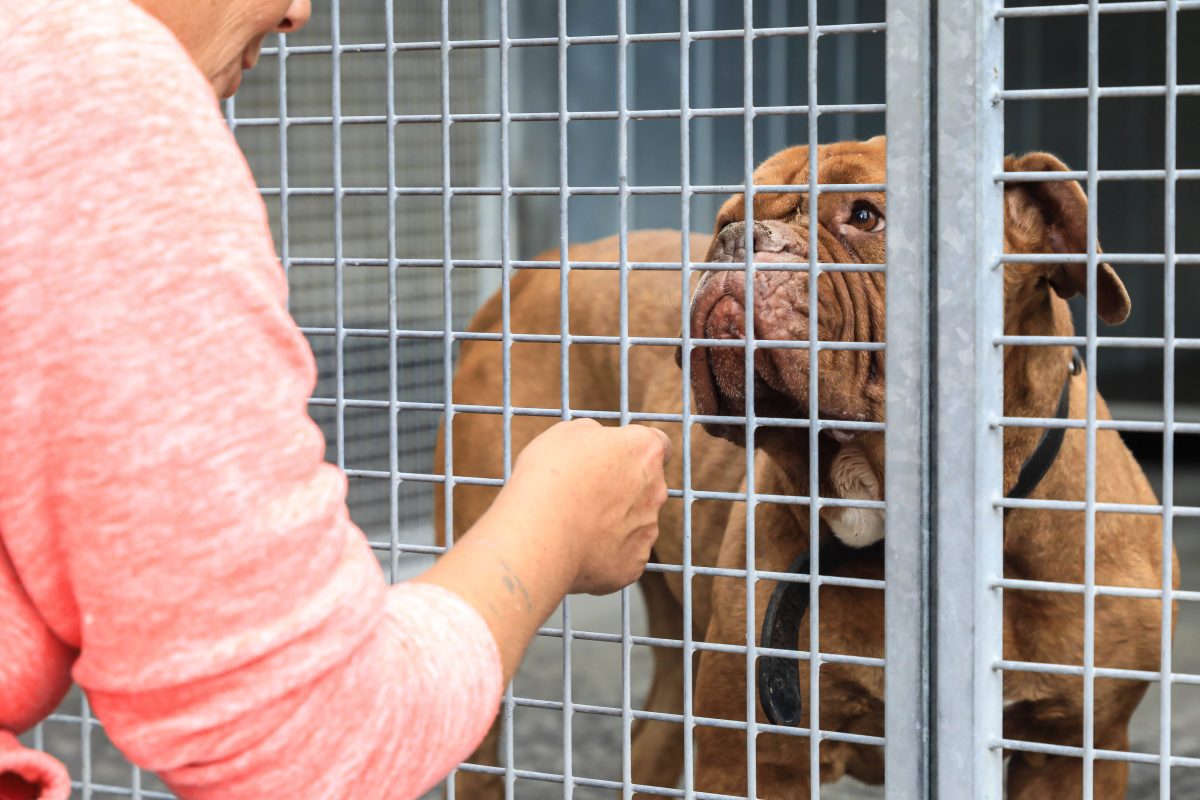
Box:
929;1;1008;795
893;2;1188;798
882;1;932;798
891;0;1092;796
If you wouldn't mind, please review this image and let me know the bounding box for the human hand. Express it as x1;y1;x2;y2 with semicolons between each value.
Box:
505;419;672;595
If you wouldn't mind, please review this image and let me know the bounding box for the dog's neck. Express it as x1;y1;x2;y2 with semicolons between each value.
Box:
759;433;887;549
1001;283;1079;494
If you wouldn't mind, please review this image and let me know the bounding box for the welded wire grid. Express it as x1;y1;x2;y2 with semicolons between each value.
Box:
19;3;899;798
388;3;893;798
29;2;1198;799
988;2;1199;798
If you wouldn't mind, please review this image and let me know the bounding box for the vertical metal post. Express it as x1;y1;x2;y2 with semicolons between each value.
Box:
498;2;516;796
692;0;716;206
556;4;574;798
80;695;92;800
385;0;400;587
437;3;457;792
884;0;932;796
1082;4;1101;796
277;33;291;299
615;5;634;799
678;2;697;796
805;3;823;797
739;4;759;797
933;0;1006;797
331;0;346;474
1160;3;1179;798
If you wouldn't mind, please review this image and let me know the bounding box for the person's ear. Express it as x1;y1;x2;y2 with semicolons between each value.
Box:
1003;152;1131;325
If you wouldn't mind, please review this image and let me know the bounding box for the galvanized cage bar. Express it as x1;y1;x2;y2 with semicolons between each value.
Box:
250;21;890;55
933;1;1007;798
436;0;458;794
555;2;574;798
1160;3;1180;798
739;4;760;798
804;2;823;796
330;0;346;476
497;0;516;794
1082;2;1101;794
883;0;933;797
677;3;697;796
616;3;635;796
234;105;894;130
277;31;292;293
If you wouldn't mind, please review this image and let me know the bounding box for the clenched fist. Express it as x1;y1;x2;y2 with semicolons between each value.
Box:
507;419;672;594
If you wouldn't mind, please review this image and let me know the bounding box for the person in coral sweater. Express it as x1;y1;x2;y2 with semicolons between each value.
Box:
0;1;672;798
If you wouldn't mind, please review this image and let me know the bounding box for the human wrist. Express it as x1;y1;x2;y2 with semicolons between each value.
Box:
471;483;578;595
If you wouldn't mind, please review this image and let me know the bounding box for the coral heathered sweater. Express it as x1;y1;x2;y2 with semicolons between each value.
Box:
0;2;502;798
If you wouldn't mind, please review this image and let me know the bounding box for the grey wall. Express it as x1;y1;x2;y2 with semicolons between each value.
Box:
507;0;886;253
233;3;495;542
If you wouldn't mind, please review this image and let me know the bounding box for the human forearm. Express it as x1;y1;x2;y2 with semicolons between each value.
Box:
412;487;573;684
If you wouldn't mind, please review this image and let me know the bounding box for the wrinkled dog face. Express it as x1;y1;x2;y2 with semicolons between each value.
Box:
688;137;889;449
684;138;1133;549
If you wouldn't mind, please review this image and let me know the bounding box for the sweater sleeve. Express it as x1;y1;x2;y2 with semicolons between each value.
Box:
0;4;502;799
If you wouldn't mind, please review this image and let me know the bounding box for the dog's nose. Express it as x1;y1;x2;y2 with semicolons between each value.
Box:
710;220;808;264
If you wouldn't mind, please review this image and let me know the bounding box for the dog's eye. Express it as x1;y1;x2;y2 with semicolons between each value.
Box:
847;202;885;233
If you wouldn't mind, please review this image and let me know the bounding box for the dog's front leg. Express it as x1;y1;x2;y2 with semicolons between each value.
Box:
1006;719;1133;800
692;476;815;799
1007;747;1129;800
630;566;687;794
452;725;505;800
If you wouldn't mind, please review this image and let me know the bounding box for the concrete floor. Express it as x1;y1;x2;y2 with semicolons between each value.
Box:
25;467;1200;798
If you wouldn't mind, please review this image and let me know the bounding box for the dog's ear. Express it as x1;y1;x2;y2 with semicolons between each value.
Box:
1003;152;1131;325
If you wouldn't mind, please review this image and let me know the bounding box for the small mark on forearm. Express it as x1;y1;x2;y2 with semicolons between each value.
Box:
498;558;533;612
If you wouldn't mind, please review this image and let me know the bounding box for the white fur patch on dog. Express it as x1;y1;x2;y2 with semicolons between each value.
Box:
820;444;885;547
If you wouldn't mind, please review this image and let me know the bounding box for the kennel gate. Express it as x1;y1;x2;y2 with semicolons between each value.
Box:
24;1;1196;798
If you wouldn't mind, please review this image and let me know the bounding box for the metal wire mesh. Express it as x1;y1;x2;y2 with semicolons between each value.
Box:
233;2;497;546
20;1;1200;799
983;3;1200;798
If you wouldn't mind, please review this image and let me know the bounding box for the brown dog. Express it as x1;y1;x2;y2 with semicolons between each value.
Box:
436;136;1177;798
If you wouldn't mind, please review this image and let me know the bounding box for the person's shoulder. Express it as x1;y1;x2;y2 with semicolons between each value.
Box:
1;0;246;203
0;0;266;284
3;0;217;122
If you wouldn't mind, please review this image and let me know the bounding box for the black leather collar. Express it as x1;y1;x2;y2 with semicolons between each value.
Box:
757;351;1080;727
1005;350;1081;507
757;538;872;728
